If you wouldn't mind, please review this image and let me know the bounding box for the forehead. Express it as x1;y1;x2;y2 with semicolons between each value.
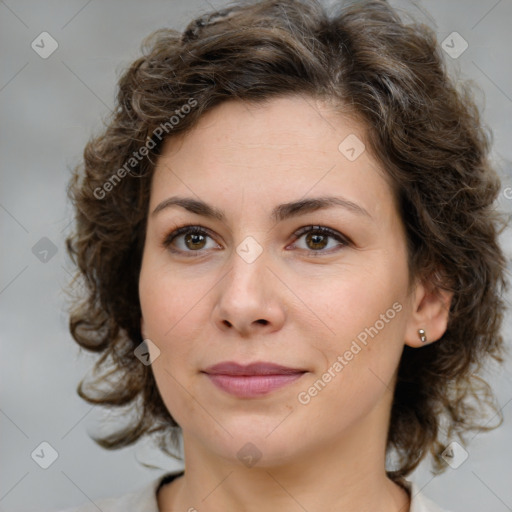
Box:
150;95;398;224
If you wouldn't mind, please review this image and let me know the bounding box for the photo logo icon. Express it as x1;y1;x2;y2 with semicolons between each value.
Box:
134;339;161;365
338;134;365;162
441;441;469;469
32;237;58;263
441;32;468;59
237;442;262;468
31;32;59;59
236;236;263;264
31;441;59;469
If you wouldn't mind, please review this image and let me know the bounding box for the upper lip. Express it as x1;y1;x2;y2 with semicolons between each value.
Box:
202;361;306;376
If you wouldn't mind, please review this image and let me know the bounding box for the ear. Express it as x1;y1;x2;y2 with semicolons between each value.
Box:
404;276;453;348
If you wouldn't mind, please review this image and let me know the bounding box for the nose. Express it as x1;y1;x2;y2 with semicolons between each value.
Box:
212;248;286;337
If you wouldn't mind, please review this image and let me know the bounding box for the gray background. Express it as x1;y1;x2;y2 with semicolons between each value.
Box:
1;0;511;511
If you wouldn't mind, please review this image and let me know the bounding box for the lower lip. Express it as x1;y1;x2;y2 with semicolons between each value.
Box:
204;373;305;398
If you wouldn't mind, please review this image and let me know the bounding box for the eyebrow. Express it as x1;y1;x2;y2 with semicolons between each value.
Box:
152;195;372;223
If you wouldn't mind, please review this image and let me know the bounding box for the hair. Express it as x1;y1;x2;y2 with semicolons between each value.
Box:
65;0;509;480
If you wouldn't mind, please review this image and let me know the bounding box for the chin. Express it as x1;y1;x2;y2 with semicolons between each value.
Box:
212;421;304;465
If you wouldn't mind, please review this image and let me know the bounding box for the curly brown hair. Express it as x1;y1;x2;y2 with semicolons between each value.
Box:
65;0;509;480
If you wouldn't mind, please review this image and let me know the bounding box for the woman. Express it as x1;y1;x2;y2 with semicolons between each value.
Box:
64;0;508;511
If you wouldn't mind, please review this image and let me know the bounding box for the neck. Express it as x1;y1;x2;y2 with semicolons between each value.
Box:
159;410;410;512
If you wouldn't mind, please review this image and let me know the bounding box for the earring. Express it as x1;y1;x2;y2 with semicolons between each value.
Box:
418;328;427;343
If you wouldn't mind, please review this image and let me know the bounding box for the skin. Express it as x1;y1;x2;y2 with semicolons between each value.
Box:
138;94;453;512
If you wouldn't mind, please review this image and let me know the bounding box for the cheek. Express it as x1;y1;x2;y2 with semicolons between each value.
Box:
298;309;406;425
150;360;198;430
139;252;206;370
306;260;406;342
140;278;203;367
139;251;198;338
141;276;206;427
300;263;408;397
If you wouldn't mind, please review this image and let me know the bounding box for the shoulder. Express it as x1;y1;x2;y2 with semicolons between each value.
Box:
404;479;454;512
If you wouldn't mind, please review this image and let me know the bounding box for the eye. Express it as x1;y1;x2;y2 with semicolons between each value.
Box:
163;225;220;256
289;225;350;255
162;224;350;257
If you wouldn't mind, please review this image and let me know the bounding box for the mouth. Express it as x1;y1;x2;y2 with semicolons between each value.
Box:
201;361;307;398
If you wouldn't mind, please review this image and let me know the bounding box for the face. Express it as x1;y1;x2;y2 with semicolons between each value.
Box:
139;94;416;467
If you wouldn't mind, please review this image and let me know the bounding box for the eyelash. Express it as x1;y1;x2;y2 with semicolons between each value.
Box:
162;224;351;257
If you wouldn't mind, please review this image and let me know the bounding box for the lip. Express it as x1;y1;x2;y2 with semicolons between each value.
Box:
202;361;307;398
203;361;306;376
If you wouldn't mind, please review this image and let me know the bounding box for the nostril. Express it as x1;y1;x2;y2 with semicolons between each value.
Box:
256;319;268;325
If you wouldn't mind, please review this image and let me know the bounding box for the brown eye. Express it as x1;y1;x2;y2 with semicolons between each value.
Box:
163;225;220;255
163;224;349;257
183;232;207;250
291;225;349;254
305;231;329;250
